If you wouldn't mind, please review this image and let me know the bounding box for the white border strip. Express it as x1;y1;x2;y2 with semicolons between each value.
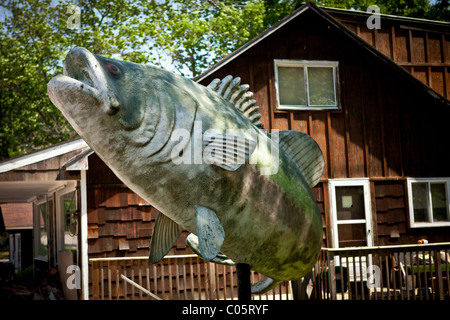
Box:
80;170;89;300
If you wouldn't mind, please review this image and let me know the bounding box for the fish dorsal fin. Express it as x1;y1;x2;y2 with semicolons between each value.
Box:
207;75;262;128
149;212;182;263
275;130;325;188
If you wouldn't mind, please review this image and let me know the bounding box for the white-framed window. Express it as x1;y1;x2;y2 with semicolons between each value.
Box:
407;178;450;228
274;59;339;110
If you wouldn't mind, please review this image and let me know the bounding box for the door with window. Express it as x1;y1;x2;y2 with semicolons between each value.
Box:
329;179;373;281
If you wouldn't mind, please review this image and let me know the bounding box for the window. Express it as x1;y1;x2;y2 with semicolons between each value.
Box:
35;200;49;260
274;60;339;110
407;178;450;228
60;190;78;258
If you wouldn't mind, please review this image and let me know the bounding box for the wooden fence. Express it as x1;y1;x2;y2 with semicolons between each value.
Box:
314;242;450;300
89;254;293;300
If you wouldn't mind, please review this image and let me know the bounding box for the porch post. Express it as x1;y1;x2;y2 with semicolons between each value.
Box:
327;250;337;300
434;248;444;300
80;170;89;300
236;263;251;301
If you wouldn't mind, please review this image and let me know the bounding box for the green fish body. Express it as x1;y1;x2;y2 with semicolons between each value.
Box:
48;47;324;293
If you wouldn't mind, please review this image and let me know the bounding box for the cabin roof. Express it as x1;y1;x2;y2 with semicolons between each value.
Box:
322;5;450;28
0;138;88;203
194;1;450;107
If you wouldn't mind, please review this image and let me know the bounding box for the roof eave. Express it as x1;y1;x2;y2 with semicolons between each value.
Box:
308;3;450;108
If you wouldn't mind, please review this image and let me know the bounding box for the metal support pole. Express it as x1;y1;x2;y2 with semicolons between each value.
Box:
236;263;251;301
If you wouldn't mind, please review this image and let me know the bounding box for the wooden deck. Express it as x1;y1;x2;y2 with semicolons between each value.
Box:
314;242;450;300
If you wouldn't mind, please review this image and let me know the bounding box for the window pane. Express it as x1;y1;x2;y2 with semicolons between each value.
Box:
62;191;78;254
338;224;367;248
39;203;48;257
307;67;336;106
431;183;448;221
278;66;305;105
336;186;365;220
412;183;429;222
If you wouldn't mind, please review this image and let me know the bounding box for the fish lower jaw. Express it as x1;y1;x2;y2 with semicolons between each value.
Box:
49;75;118;115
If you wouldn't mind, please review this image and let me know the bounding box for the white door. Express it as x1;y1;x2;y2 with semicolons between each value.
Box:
329;179;373;281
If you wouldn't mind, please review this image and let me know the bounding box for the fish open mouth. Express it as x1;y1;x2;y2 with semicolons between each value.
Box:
48;47;121;116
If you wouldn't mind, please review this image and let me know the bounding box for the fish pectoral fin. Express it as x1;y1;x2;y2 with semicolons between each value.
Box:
195;205;225;261
251;276;281;294
186;233;234;266
202;132;256;171
149;212;182;263
272;130;325;188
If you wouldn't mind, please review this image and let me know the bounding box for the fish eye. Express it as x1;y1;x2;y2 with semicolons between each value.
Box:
106;63;121;75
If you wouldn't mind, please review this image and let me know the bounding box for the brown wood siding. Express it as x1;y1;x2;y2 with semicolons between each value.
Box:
312;183;328;248
331;12;450;99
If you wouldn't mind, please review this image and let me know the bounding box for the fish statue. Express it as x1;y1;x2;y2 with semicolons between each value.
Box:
47;47;324;293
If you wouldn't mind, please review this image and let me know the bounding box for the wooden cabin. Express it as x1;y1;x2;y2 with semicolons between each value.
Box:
196;2;450;249
1;2;449;300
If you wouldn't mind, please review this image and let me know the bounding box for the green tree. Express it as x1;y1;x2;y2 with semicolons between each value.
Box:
143;0;266;77
0;0;266;159
0;0;73;159
426;0;450;21
1;0;448;160
314;0;450;21
0;0;158;159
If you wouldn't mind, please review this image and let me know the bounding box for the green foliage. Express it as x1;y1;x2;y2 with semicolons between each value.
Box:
0;0;448;160
0;0;267;160
427;0;450;21
314;0;449;21
262;0;302;27
0;0;75;159
142;0;266;77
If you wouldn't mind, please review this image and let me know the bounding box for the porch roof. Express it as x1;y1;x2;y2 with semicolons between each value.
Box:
0;138;88;174
0;180;69;203
0;138;89;203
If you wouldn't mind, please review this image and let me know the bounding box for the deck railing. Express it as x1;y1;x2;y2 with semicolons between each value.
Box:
314;242;450;300
89;254;293;300
90;243;450;300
